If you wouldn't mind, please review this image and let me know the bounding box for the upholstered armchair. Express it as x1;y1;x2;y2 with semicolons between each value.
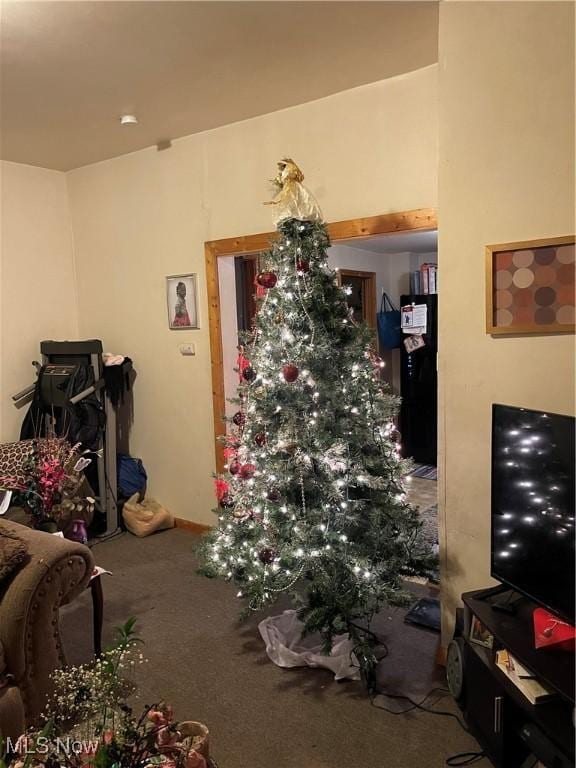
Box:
0;520;94;740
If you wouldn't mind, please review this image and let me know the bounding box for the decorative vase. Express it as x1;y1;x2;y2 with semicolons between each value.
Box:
70;518;88;544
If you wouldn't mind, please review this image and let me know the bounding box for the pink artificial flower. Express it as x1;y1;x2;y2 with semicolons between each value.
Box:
185;751;207;768
237;351;250;374
253;277;266;300
147;710;166;726
36;457;67;512
156;728;178;748
214;479;229;503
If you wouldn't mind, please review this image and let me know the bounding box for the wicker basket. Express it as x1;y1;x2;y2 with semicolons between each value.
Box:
178;720;210;760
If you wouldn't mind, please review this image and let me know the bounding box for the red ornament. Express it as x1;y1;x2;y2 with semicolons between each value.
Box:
232;411;245;427
229;460;241;476
242;366;257;383
219;494;235;509
239;463;256;480
256;271;278;289
258;547;277;565
296;259;310;274
282;363;299;383
267;488;281;503
254;432;267;447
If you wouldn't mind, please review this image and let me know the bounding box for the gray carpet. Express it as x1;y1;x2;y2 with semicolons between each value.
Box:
60;529;479;768
418;503;439;551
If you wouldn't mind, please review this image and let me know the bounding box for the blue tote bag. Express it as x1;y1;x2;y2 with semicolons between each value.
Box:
377;293;401;350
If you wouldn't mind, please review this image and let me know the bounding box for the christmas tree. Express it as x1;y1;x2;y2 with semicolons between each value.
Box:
201;159;435;669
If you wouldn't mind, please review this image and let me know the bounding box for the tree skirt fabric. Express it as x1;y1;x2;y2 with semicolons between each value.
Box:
258;610;360;681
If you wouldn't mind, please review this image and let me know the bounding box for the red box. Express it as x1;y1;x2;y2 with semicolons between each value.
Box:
533;607;576;651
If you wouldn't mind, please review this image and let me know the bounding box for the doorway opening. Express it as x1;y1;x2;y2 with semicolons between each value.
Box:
337;269;377;328
234;255;258;334
331;229;439;470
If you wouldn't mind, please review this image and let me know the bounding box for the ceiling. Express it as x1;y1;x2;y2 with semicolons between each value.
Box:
339;229;438;254
0;1;438;171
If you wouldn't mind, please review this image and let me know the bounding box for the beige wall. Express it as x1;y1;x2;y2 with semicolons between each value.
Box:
0;161;78;440
66;66;439;524
437;1;575;643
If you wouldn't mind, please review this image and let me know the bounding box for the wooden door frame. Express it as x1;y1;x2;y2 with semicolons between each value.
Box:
205;207;437;472
337;269;377;329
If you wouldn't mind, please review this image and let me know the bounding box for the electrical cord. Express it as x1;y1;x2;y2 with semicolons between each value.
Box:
349;620;386;649
445;752;487;766
105;473;118;506
370;687;466;728
89;472;124;545
370;688;486;766
349;628;487;768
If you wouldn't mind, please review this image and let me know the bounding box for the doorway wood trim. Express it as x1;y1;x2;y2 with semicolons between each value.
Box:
337;269;377;329
205;207;437;472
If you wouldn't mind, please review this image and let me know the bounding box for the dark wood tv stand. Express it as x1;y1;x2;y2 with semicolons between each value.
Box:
459;587;574;768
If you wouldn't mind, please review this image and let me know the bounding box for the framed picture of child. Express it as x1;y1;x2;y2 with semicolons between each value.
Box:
166;274;199;330
469;614;494;649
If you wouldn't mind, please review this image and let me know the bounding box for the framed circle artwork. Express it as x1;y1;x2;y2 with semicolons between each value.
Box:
486;235;575;335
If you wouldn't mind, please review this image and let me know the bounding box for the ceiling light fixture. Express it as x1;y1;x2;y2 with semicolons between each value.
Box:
120;114;138;126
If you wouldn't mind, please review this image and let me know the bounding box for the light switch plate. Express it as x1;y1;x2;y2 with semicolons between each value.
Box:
179;343;196;356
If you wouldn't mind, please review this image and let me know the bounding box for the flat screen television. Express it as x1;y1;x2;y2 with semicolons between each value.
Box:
491;404;575;624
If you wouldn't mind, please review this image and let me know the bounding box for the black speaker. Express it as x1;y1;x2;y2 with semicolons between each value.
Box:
446;637;465;701
446;608;466;701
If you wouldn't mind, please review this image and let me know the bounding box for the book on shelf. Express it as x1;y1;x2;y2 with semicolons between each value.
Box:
495;650;557;705
429;265;437;294
420;263;429;294
410;270;421;295
419;263;438;295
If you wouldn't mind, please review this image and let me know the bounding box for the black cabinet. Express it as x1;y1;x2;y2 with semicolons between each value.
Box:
458;588;575;768
399;294;437;465
463;639;531;766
